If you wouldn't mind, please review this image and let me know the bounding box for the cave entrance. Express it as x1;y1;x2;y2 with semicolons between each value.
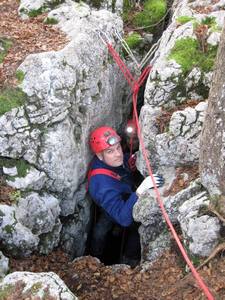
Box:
86;209;141;267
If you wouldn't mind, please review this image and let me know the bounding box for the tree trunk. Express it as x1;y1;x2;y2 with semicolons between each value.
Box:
199;25;225;195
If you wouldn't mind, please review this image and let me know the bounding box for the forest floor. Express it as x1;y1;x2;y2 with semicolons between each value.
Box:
1;0;225;299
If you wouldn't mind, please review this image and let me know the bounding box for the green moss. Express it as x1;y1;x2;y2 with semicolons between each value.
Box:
3;224;15;234
134;0;167;32
176;16;195;25
0;87;26;116
125;33;143;49
44;17;58;24
0;38;13;64
168;37;217;75
15;70;25;83
0;157;31;178
0;284;13;299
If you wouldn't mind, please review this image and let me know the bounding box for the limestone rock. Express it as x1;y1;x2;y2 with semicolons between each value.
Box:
0;271;77;300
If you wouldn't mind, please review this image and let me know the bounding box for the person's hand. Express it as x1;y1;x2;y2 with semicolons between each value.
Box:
136;174;164;196
128;154;137;172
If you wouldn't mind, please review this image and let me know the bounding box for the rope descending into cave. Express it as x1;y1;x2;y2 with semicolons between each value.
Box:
96;29;215;300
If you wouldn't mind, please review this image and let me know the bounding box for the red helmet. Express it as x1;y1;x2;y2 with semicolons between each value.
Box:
89;126;121;153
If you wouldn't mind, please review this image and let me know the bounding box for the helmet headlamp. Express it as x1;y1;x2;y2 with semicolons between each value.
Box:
107;136;120;146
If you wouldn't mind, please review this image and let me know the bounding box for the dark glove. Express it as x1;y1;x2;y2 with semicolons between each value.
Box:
128;154;137;172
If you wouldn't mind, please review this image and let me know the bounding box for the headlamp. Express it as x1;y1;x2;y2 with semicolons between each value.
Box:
126;126;134;134
107;136;120;146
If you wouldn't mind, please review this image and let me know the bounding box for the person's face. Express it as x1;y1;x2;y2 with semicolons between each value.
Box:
97;142;124;167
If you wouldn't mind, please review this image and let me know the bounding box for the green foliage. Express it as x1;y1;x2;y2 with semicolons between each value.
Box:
201;16;216;27
168;37;217;75
176;16;195;25
0;285;13;299
28;8;43;18
125;33;143;49
123;0;134;23
44;17;58;24
134;0;167;32
193;16;221;32
0;38;13;64
0;157;31;178
9;190;21;203
3;224;15;234
0;87;26;116
202;16;221;32
15;70;25;83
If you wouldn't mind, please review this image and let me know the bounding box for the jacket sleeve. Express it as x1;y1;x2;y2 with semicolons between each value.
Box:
89;175;138;227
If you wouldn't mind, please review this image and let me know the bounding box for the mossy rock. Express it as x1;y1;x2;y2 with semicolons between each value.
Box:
0;38;13;64
0;157;31;178
133;0;167;32
168;37;217;75
0;87;27;116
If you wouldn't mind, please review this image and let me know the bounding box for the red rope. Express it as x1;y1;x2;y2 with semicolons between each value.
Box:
107;44;135;88
106;42;215;300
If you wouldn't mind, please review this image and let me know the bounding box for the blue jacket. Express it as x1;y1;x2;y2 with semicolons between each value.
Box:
88;155;138;227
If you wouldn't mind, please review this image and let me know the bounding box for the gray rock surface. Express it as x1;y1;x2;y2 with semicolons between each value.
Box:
0;271;77;300
0;251;9;278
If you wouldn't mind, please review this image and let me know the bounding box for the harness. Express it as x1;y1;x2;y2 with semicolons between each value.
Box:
87;168;121;190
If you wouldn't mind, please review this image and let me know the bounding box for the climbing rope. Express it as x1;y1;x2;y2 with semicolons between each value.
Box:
97;29;215;300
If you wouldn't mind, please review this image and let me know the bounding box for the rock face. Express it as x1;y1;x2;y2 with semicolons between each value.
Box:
135;0;225;261
0;1;126;257
1;0;224;264
0;251;9;278
199;25;225;195
0;271;77;300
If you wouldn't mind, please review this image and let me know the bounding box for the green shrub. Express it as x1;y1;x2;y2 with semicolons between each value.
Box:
28;8;43;17
201;16;216;27
0;87;26;116
125;33;143;49
44;17;58;24
168;37;217;74
0;38;13;64
134;0;167;31
176;16;195;25
123;0;134;22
